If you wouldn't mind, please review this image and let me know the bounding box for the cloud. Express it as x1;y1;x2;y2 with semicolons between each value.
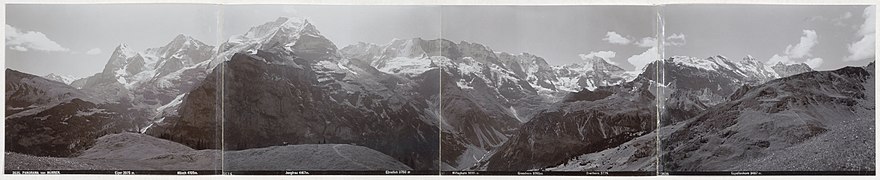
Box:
844;6;875;61
606;32;682;70
665;33;687;46
805;57;824;69
634;37;656;47
766;54;793;65
85;48;102;55
627;46;659;71
8;46;28;51
631;34;685;48
783;30;818;59
5;24;69;52
579;50;616;60
603;31;632;45
767;29;825;68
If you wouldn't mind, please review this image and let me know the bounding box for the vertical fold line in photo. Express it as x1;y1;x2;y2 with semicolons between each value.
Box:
438;5;444;175
216;4;226;174
655;4;665;176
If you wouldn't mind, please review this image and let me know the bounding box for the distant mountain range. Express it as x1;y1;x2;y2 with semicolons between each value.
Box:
6;16;873;172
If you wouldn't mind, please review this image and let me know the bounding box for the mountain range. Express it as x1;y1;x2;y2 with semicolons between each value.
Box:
6;16;872;172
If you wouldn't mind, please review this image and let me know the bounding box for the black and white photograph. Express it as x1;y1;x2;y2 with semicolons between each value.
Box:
2;1;877;178
5;4;223;174
658;5;876;175
216;5;442;174
435;6;658;175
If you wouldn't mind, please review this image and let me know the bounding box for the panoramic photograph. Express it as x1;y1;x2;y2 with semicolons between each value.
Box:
3;2;876;177
658;5;876;174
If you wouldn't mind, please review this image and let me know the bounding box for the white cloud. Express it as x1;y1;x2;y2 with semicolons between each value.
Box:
579;50;616;60
634;37;656;47
766;54;794;65
783;30;818;59
605;32;682;70
845;34;875;61
631;34;685;47
845;6;876;61
85;48;102;55
603;31;631;45
616;33;683;70
9;46;28;52
665;33;687;46
767;29;825;69
627;46;659;71
5;24;69;52
805;57;824;69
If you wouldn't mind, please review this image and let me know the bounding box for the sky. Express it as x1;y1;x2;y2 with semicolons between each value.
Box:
664;5;876;70
5;4;876;78
440;6;658;69
6;4;219;78
222;5;442;50
224;5;658;69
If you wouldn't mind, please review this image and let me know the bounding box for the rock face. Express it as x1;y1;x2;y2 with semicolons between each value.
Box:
6;34;216;159
142;64;221;150
551;55;634;92
218;51;440;170
340;38;638;170
76;35;215;130
150;17;441;170
660;65;875;171
482;76;657;171
771;62;814;78
646;56;815;125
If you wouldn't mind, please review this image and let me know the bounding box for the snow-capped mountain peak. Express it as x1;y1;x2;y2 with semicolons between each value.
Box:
227;16;317;47
668;55;728;71
666;55;814;83
80;34;215;104
380;38;431;59
771;61;814;77
551;56;633;92
101;43;142;75
575;56;626;73
735;55;779;82
706;55;735;70
210;16;339;70
113;43;138;58
237;17;308;42
42;73;77;85
151;34;208;59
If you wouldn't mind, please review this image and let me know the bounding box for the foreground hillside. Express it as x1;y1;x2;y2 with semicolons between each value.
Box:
5;132;219;170
224;144;412;171
660;64;875;171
